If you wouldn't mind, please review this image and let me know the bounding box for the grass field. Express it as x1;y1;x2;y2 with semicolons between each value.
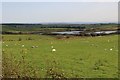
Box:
2;34;118;78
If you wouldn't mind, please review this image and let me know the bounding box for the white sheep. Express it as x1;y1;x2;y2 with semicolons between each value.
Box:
31;46;35;48
52;48;56;52
22;45;24;47
110;48;112;51
31;46;38;48
6;45;8;47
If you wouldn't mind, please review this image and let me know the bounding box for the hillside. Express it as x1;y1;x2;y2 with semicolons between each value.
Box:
1;23;118;32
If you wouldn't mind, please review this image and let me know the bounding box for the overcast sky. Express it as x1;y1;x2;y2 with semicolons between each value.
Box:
1;0;119;2
1;2;118;23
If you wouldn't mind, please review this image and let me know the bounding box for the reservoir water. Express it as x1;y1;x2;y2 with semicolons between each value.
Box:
52;30;118;35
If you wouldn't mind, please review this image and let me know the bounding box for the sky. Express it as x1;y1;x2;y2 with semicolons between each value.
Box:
1;0;120;2
1;2;118;23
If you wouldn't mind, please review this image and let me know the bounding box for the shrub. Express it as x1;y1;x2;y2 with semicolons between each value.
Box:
18;38;22;41
2;50;39;78
27;37;33;40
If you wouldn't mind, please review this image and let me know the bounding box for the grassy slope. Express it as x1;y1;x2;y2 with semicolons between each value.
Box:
2;35;118;78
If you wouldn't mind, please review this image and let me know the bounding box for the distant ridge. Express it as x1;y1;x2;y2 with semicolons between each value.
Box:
1;22;118;25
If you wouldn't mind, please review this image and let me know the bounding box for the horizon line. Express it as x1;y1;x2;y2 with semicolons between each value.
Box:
1;22;118;24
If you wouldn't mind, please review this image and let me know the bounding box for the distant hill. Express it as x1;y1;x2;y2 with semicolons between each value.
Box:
1;23;118;32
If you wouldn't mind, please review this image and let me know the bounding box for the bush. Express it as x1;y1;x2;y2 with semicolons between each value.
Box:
18;38;22;41
2;50;39;78
27;37;33;40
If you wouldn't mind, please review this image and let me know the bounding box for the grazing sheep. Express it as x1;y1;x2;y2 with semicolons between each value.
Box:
31;46;35;48
31;46;38;48
52;48;56;52
22;45;24;47
6;45;8;47
110;48;112;51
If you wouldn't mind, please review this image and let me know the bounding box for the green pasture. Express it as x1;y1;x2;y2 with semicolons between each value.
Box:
2;34;118;78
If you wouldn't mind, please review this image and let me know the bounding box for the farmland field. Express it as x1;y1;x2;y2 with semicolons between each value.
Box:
2;34;118;78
